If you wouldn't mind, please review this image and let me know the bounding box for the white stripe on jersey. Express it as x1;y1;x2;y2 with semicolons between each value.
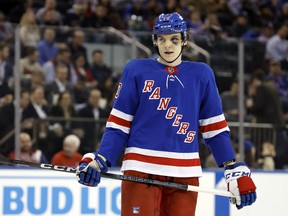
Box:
110;108;134;121
121;160;202;178
106;122;130;134
125;147;200;159
199;113;225;126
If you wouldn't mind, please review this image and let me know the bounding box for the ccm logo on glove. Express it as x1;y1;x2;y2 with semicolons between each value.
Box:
225;171;250;179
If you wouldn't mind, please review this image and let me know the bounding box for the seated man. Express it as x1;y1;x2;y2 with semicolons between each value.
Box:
8;132;48;163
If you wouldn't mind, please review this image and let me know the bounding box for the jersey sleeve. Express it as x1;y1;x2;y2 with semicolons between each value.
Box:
97;60;139;165
199;65;235;167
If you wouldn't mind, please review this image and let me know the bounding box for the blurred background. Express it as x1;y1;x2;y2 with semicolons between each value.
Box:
0;0;288;172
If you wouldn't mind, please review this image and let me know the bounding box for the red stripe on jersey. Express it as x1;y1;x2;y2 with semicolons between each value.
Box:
199;119;227;133
123;153;201;167
108;114;131;128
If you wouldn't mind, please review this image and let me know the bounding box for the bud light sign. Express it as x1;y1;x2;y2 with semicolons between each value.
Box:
0;169;121;215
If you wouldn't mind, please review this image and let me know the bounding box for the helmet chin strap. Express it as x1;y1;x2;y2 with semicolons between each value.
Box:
156;45;184;65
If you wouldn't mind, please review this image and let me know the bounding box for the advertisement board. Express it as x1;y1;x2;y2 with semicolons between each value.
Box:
0;168;287;216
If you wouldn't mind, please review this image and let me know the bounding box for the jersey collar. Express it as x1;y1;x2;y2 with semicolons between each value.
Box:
164;66;179;75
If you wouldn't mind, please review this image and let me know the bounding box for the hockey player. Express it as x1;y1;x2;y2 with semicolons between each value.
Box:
76;12;256;215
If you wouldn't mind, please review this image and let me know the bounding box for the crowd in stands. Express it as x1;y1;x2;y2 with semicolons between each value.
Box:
0;0;288;170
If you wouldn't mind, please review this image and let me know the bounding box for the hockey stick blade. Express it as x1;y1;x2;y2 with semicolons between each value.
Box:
0;155;234;198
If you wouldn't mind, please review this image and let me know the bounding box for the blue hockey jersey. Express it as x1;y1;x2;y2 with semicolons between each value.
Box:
98;58;235;177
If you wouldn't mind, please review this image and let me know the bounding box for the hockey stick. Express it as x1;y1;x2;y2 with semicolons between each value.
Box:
0;155;234;198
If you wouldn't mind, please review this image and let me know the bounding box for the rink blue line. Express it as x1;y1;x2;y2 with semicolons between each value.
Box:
215;172;229;216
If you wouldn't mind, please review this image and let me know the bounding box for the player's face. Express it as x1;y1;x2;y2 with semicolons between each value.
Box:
156;33;183;66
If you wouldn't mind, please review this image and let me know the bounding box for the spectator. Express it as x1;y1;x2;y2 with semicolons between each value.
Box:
49;91;77;132
0;90;30;131
82;3;112;28
41;9;62;26
66;30;88;64
90;0;112;13
265;22;288;70
22;85;49;124
0;90;30;156
226;0;243;17
0;10;14;43
21;85;68;160
43;47;76;84
210;0;234;28
175;0;191;20
0;92;13;107
124;0;147;24
90;49;114;100
64;1;87;27
265;59;288;115
202;12;227;41
0;43;13;99
8;132;48;163
125;0;148;31
19;10;41;48
231;134;256;168
36;27;59;65
76;89;109;153
138;0;160;29
276;3;288;27
51;134;82;167
257;141;276;170
228;12;250;38
257;21;274;43
20;46;43;79
45;64;73;105
21;86;49;142
72;76;89;111
8;0;34;24
36;0;62;25
220;78;240;121
186;8;205;36
127;13;149;31
71;54;97;89
246;69;288;169
247;69;285;125
164;0;178;14
257;3;276;27
22;70;45;91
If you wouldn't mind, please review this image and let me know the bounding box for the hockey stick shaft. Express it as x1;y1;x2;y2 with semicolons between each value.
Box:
0;155;234;198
